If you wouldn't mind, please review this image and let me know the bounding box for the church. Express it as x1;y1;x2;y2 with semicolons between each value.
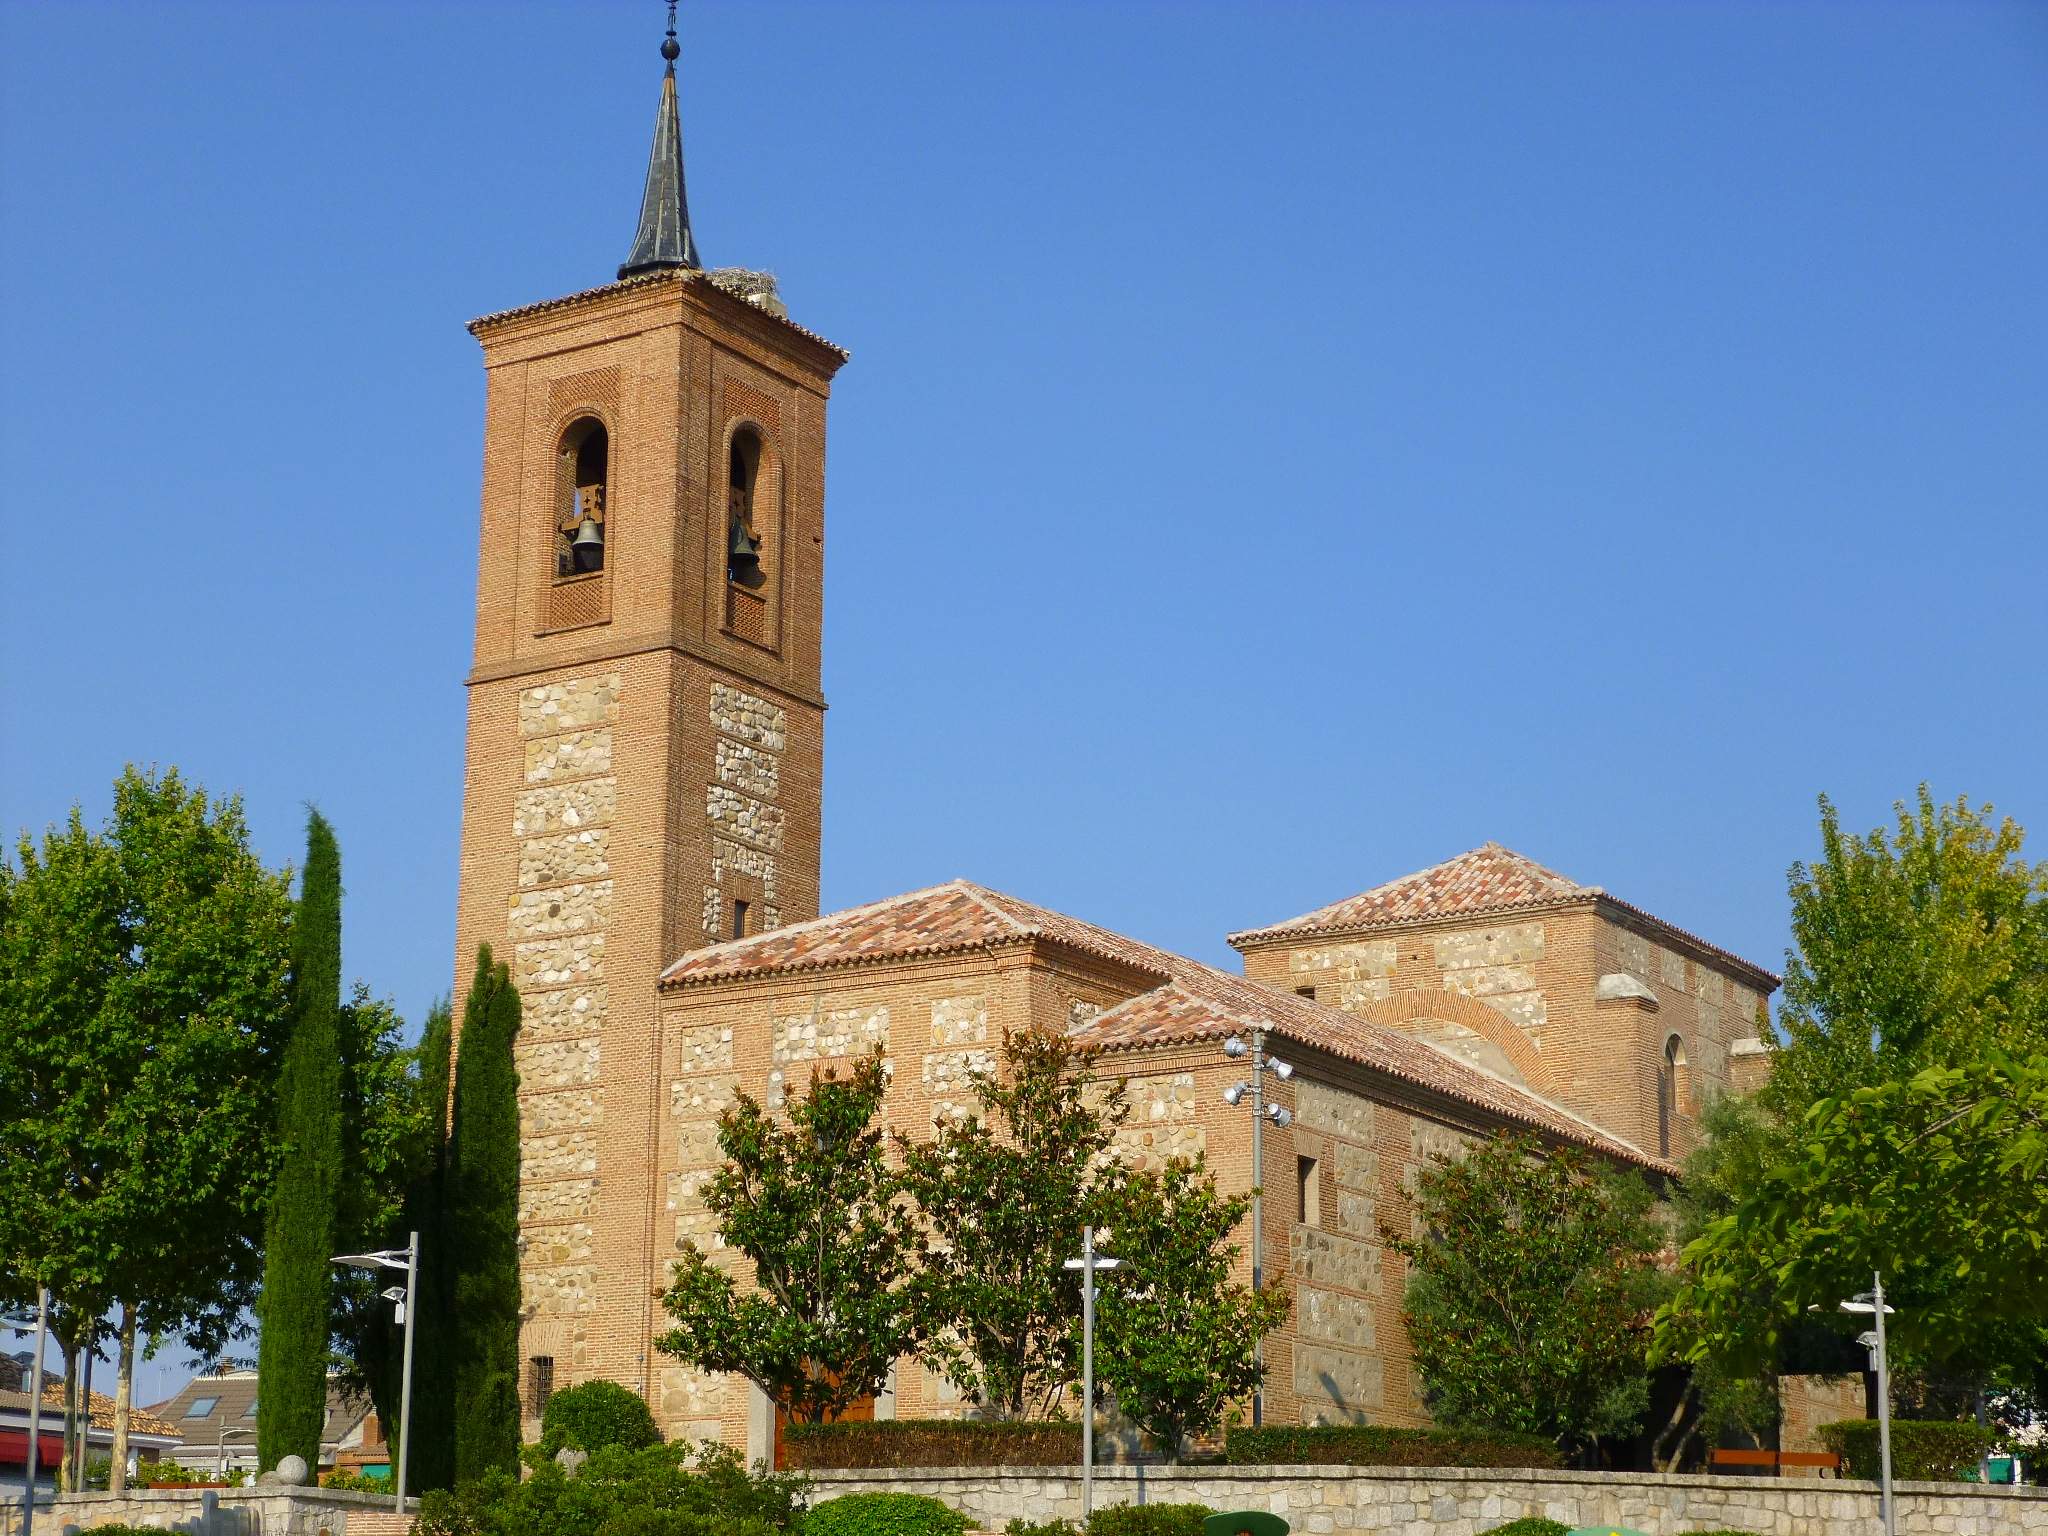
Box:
449;23;1779;1463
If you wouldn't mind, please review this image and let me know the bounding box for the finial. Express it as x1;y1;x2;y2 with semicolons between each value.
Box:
662;1;680;64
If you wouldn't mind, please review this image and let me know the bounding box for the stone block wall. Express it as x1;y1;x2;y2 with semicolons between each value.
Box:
801;1464;2048;1536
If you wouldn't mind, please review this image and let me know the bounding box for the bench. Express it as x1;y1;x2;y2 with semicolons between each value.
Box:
1709;1447;1843;1477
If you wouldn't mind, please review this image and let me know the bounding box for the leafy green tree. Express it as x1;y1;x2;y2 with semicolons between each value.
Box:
258;809;346;1471
657;1052;922;1424
1659;788;2048;1410
899;1028;1128;1418
1386;1133;1664;1460
1765;788;2047;1116
330;989;450;1468
0;769;293;1487
1093;1156;1289;1461
403;996;459;1491
1659;1051;2048;1368
450;947;524;1482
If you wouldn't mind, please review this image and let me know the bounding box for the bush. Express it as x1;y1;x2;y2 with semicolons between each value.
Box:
804;1493;967;1536
1817;1418;2002;1482
542;1378;665;1456
322;1468;397;1493
1476;1522;1568;1536
783;1419;1081;1469
1083;1504;1212;1536
413;1441;807;1536
137;1457;221;1487
1225;1424;1562;1469
1006;1521;1078;1536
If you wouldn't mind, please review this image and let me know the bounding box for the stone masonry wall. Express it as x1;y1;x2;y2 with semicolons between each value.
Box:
803;1465;2047;1536
703;682;789;940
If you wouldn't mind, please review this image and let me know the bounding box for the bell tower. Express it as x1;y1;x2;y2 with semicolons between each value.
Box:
452;9;846;1422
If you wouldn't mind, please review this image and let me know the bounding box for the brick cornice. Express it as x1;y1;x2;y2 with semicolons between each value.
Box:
465;628;827;712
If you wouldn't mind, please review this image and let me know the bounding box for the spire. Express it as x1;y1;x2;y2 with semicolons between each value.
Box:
618;2;700;279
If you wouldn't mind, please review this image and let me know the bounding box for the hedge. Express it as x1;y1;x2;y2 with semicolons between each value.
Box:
781;1418;1081;1469
540;1378;663;1456
1817;1418;2002;1482
1085;1505;1212;1536
1225;1425;1562;1469
805;1493;969;1536
1476;1522;1567;1536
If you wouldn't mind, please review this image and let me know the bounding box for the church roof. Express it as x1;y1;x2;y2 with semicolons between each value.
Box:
618;30;701;279
1228;843;1778;986
659;879;1674;1172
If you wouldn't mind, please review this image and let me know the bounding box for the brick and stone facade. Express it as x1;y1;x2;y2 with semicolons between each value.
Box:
452;268;844;1437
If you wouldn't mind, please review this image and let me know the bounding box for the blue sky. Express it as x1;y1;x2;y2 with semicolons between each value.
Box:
3;0;2045;1394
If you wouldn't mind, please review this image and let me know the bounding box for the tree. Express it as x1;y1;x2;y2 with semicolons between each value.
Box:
449;947;524;1482
1385;1133;1665;1460
1092;1155;1289;1461
1765;788;2047;1117
657;1052;922;1424
1658;788;2048;1409
0;769;293;1489
258;809;346;1472
1658;1051;2048;1371
330;989;449;1474
899;1028;1128;1418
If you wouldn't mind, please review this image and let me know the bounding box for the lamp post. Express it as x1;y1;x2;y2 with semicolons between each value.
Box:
1839;1275;1897;1536
17;1286;48;1536
332;1233;418;1515
1063;1227;1120;1520
1221;1030;1291;1428
214;1425;255;1482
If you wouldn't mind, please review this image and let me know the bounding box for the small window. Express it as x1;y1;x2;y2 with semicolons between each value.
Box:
1659;1035;1689;1156
242;1399;258;1418
732;899;750;939
528;1355;556;1417
184;1396;220;1419
555;419;609;580
1295;985;1316;1001
1297;1155;1322;1228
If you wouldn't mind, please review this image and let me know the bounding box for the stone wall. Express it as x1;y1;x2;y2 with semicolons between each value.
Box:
803;1464;2047;1536
48;1484;407;1534
703;683;789;939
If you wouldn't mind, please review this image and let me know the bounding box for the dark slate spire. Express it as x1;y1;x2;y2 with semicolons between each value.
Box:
618;5;700;279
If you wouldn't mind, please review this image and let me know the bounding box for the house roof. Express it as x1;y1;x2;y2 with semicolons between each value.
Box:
660;878;1674;1173
0;1385;181;1440
1228;843;1778;987
145;1372;368;1454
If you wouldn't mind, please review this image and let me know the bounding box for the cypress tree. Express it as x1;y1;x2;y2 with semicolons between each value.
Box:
403;997;458;1492
257;809;344;1471
449;945;523;1482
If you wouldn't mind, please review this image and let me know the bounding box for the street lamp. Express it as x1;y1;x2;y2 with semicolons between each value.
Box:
1839;1275;1898;1536
332;1233;418;1515
1063;1228;1120;1520
214;1425;255;1482
1221;1030;1290;1427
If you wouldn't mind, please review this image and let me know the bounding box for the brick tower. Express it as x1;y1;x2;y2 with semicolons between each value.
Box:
451;16;846;1422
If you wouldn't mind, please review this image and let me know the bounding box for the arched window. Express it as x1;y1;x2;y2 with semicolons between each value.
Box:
727;430;765;589
1658;1035;1689;1156
555;418;609;580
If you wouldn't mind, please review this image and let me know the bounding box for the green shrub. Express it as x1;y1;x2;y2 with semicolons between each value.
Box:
783;1419;1081;1469
322;1468;397;1493
1225;1424;1562;1469
1476;1522;1567;1536
805;1493;967;1536
1084;1504;1212;1536
413;1441;807;1536
541;1378;665;1456
1005;1520;1078;1536
1817;1418;2002;1482
137;1457;221;1486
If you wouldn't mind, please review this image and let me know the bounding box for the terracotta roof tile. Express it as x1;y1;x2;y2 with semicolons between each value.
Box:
660;879;1672;1172
467;269;848;359
1229;843;1778;987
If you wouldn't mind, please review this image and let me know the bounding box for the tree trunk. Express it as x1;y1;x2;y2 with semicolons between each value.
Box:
58;1334;78;1494
109;1305;137;1493
77;1337;95;1490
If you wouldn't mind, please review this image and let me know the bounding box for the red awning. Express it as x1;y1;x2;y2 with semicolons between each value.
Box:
0;1429;64;1468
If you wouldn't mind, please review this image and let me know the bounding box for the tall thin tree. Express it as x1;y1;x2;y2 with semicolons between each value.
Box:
257;810;345;1471
402;998;458;1491
449;946;523;1482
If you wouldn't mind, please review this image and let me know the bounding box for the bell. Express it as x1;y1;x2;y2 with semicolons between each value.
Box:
728;513;762;574
571;517;604;553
